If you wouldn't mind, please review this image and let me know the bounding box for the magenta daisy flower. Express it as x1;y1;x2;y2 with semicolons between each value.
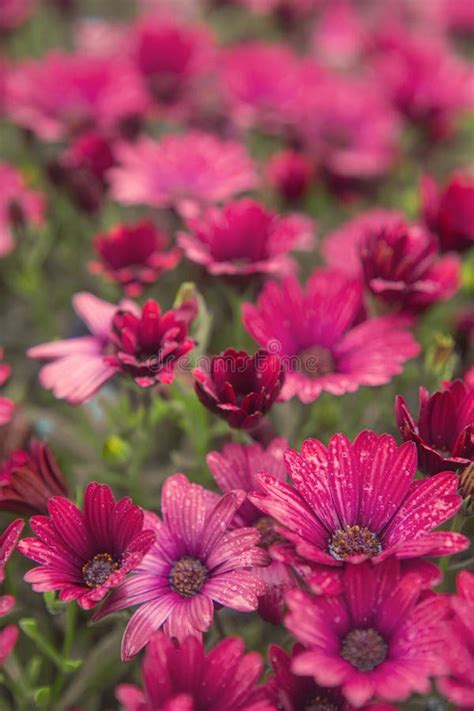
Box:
193;348;285;429
117;632;273;711
109;131;258;219
107;298;196;387
396;379;474;475
0;518;24;665
249;431;469;566
94;474;268;660
285;558;451;707
437;571;474;708
0;439;68;515
265;643;398;711
242;269;420;403
5;52;149;142
208;438;296;624
90;220;181;296
178;199;314;278
0;161;45;257
18;482;156;610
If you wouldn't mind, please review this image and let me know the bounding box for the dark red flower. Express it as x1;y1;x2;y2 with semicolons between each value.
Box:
108;299;196;387
395;380;474;475
193;348;284;429
90;220;181;296
359;218;459;312
0;439;68;515
421;172;474;253
265;150;313;202
50;131;116;213
0;347;15;427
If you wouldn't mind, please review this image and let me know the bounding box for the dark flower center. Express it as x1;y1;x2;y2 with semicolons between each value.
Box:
169;557;208;597
328;525;382;561
299;346;334;378
254;516;285;549
341;628;387;671
305;699;339;711
82;552;119;588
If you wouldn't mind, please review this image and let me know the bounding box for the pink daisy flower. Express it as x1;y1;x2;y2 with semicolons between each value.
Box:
437;571;474;708
5;52;149;142
0;518;24;665
248;431;469;567
359;220;460;313
90;220;181;297
178;199;314;277
94;474;268;660
322;209;406;278
0;347;15;426
372;30;472;138
207;438;296;624
18;482;156;610
0;161;45;257
266;643;398;711
117;632;273;711
298;75;400;183
193;348;285;429
221;42;304;132
28;292;196;402
285;558;450;707
396;379;474;475
27;292;131;405
421;172;474;253
0;439;68;515
242;269;420;403
108;131;258;219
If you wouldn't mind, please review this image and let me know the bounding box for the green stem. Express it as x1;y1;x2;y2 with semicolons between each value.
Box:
51;603;78;704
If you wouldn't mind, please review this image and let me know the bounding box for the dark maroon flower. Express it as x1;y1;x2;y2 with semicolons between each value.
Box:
395;380;474;475
265;150;313;202
193;348;284;430
50;131;116;213
0;439;68;515
421;172;474;253
108;299;196;387
359;218;459;312
90;220;181;296
18;482;156;610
